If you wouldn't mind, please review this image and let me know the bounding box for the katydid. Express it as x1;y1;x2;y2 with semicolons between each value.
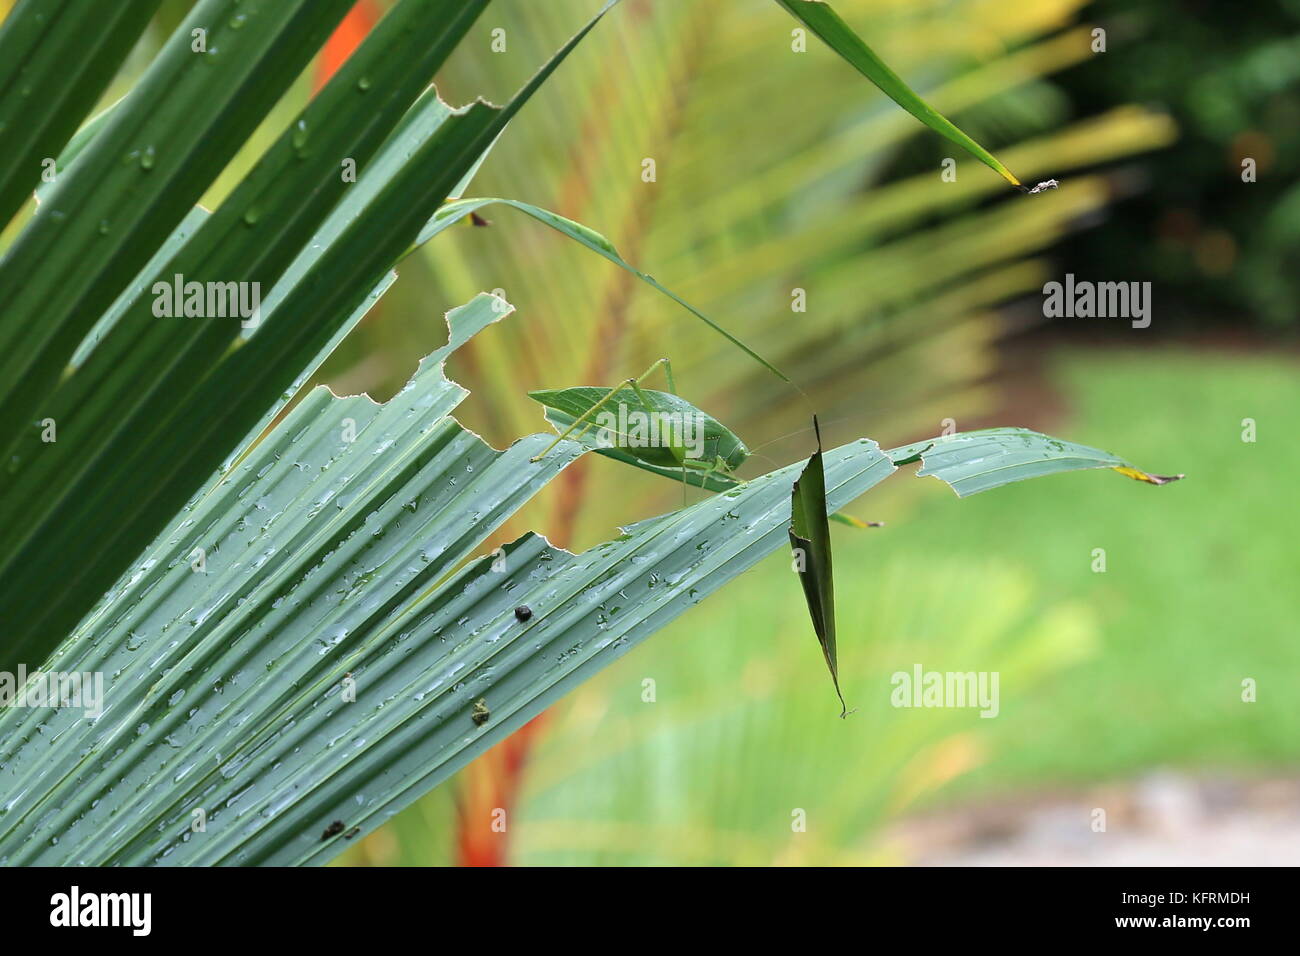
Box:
528;363;881;525
527;358;750;493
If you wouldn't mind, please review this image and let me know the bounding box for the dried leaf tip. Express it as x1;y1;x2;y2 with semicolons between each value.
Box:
1112;465;1185;485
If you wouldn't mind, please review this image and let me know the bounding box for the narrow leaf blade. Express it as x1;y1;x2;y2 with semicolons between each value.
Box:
774;0;1023;187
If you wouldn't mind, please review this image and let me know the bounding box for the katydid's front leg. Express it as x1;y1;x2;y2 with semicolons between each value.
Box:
680;456;736;489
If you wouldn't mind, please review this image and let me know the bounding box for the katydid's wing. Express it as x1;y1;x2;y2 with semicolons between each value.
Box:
774;0;1023;189
789;416;847;717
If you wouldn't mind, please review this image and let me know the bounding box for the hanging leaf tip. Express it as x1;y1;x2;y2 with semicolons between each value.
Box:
789;415;850;717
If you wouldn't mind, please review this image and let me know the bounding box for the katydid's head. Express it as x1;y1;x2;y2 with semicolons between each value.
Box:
704;418;749;472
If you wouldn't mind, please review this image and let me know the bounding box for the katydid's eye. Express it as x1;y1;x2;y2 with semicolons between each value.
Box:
514;605;533;622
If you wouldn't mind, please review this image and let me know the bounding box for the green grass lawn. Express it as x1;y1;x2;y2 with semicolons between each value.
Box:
910;346;1300;791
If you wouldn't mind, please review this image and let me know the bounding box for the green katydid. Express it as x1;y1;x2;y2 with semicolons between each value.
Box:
528;358;749;494
528;361;880;527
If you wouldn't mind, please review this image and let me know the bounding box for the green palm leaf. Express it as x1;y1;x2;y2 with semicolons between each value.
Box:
0;0;357;452
0;0;161;226
0;0;628;672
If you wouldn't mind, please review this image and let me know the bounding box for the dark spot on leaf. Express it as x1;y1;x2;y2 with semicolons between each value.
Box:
321;820;345;841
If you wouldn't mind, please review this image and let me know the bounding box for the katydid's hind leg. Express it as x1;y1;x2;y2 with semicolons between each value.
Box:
609;358;676;450
632;356;673;391
655;357;690;484
627;358;673;411
629;359;690;469
660;357;677;396
625;358;676;428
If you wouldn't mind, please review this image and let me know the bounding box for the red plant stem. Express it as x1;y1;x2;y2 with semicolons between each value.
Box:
312;0;381;94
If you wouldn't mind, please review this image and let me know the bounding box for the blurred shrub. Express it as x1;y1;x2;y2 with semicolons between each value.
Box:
1057;0;1300;326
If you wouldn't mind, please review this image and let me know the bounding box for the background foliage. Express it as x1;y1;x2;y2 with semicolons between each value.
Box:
1055;0;1300;328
